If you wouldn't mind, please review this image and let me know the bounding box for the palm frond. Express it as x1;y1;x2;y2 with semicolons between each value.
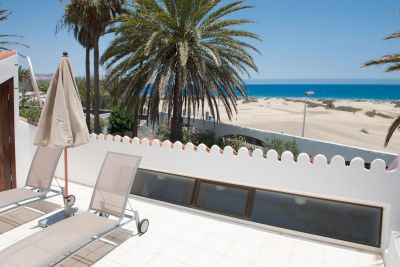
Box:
102;0;260;140
385;115;400;147
384;32;400;40
0;6;29;50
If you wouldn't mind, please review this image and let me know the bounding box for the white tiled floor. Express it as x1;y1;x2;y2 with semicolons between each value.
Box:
0;181;384;267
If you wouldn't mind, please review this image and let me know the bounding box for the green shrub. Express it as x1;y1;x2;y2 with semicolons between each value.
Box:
220;135;248;152
108;108;132;135
334;106;362;113
360;128;369;134
155;123;216;147
264;137;299;158
322;99;335;109
242;97;258;104
155;123;171;141
184;130;215;147
19;106;41;123
365;109;393;119
365;110;375;117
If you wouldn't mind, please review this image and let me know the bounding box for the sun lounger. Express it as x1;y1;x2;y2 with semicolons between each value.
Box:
0;152;149;267
0;146;63;211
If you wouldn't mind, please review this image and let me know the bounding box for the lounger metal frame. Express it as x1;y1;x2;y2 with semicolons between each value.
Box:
49;201;146;267
45;152;148;266
0;147;64;215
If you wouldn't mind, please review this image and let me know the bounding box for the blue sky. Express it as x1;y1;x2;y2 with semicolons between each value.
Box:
1;0;400;81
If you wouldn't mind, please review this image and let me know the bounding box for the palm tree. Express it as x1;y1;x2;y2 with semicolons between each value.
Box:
58;0;125;133
362;32;400;147
57;1;94;131
18;66;31;107
0;6;28;51
102;0;259;141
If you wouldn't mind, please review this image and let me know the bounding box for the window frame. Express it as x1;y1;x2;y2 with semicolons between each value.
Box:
249;188;383;248
132;168;383;247
193;179;252;218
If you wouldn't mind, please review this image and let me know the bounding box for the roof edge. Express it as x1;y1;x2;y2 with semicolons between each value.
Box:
0;50;17;61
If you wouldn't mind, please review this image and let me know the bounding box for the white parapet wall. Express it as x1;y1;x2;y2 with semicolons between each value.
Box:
184;116;397;165
16;123;400;266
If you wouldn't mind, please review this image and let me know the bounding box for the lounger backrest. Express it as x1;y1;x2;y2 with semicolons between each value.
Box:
89;152;141;218
25;146;63;191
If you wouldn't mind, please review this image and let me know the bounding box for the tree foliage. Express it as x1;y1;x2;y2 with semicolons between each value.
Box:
58;0;126;133
0;6;28;51
362;32;400;146
102;0;259;142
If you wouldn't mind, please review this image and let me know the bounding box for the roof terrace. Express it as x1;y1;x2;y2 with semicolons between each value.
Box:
0;181;384;267
0;51;398;265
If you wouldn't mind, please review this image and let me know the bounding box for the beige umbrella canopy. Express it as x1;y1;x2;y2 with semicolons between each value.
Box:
34;52;90;198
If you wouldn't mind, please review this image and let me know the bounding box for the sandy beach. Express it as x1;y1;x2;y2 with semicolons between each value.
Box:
214;98;400;154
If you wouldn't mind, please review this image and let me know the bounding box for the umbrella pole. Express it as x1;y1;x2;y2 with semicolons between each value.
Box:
63;147;71;218
64;147;68;197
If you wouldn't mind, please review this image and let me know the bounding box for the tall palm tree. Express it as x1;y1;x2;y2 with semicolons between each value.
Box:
58;0;125;133
57;2;94;131
362;32;400;147
102;0;259;141
18;66;31;107
0;7;28;51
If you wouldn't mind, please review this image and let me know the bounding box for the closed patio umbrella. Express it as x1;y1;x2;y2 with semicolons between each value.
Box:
34;52;90;217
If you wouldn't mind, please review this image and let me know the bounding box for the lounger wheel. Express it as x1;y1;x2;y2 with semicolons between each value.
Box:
66;195;76;207
139;219;149;234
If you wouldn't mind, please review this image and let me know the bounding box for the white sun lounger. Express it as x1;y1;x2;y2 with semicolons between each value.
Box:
0;146;63;212
0;152;149;267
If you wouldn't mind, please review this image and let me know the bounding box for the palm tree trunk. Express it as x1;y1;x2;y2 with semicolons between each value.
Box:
85;47;91;132
93;36;100;134
170;71;183;142
131;90;140;137
132;106;139;137
21;80;26;107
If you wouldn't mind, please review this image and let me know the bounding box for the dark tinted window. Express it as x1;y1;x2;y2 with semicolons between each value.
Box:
196;182;249;217
132;169;195;206
251;189;382;247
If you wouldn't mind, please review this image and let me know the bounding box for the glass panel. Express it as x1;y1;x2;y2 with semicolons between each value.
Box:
196;182;249;217
132;169;195;206
251;190;382;247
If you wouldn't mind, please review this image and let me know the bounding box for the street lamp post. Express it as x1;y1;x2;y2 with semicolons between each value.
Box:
302;90;315;137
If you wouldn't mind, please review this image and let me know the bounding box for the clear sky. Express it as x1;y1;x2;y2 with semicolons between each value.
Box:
1;0;400;81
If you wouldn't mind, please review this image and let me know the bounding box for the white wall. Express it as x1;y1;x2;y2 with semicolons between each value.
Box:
16;123;400;266
185;116;397;165
15;120;41;188
50;134;398;260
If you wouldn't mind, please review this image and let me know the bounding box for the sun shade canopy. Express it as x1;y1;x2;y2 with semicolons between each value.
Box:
33;56;89;148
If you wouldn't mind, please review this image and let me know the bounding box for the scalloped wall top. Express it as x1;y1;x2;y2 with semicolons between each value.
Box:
89;133;396;172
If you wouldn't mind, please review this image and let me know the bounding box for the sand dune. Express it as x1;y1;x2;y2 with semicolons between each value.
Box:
213;98;400;154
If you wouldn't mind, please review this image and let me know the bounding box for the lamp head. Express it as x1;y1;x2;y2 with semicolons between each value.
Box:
304;91;315;96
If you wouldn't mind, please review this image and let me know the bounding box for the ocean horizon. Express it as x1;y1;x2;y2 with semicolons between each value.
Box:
245;84;400;101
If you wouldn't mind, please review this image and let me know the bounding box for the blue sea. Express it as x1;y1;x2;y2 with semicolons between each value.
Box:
245;84;400;101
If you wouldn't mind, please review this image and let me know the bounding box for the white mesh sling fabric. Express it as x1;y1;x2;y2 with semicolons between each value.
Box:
0;152;141;267
0;146;62;209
